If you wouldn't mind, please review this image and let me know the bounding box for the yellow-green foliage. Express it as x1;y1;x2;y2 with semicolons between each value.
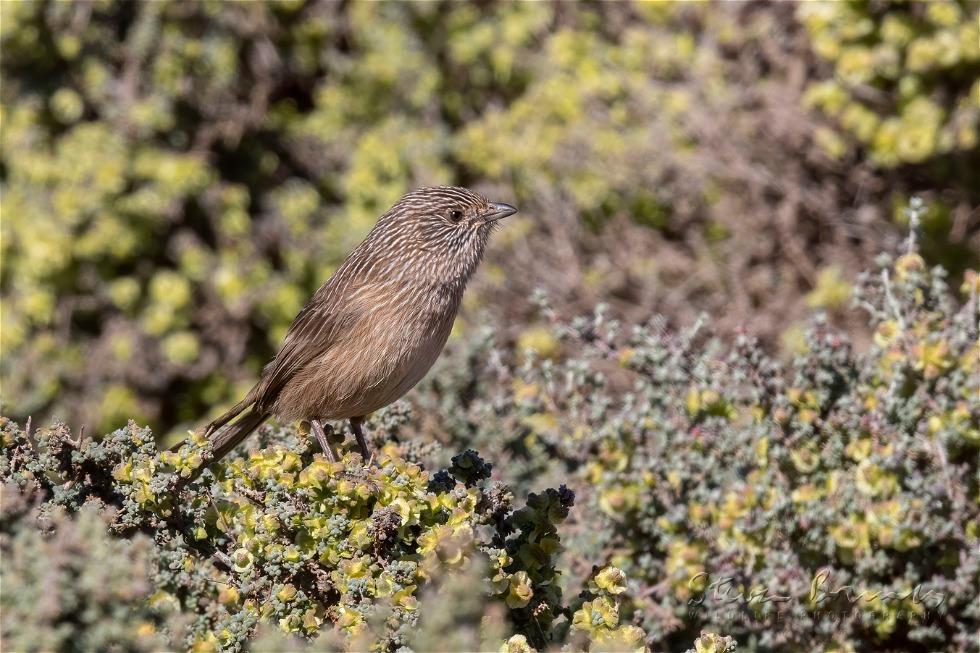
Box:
423;235;979;651
3;419;594;650
0;498;170;652
2;230;975;651
569;566;646;651
3;1;975;438
800;0;979;166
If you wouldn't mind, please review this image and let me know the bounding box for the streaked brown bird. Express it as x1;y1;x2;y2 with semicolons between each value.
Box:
201;186;517;464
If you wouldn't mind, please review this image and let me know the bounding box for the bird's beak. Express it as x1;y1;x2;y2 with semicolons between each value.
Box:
481;202;518;222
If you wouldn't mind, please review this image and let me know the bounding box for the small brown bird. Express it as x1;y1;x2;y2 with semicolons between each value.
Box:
201;186;517;464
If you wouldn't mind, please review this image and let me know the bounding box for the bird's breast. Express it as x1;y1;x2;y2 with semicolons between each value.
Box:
290;283;462;421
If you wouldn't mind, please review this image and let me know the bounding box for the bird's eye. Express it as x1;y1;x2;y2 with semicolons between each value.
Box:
449;209;463;223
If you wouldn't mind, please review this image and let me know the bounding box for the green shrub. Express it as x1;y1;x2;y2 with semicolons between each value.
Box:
0;496;172;652
800;0;979;168
2;418;634;651
414;234;979;650
4;1;976;438
2;226;975;651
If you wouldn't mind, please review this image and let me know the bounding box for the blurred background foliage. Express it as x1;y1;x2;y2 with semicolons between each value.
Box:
1;0;977;438
1;2;978;652
3;233;976;652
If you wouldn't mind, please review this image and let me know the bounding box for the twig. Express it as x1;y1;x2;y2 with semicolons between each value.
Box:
904;197;923;255
881;270;906;332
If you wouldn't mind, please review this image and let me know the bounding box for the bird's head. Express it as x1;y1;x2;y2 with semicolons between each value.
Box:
368;185;518;283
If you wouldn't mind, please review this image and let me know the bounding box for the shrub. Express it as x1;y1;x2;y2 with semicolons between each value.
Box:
412;230;979;651
799;0;979;168
2;418;642;651
3;1;976;438
0;497;171;652
3;221;975;651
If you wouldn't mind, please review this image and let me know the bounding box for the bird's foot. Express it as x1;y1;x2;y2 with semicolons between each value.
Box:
350;417;372;463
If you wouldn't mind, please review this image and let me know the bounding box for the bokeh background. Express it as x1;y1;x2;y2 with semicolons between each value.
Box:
2;2;980;652
1;0;977;439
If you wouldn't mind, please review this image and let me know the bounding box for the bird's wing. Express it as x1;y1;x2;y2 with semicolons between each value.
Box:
251;280;381;411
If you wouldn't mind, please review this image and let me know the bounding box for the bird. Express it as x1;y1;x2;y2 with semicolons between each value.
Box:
198;185;517;467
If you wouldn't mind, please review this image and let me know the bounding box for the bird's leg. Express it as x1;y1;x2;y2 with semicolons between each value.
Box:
310;419;338;463
350;416;371;462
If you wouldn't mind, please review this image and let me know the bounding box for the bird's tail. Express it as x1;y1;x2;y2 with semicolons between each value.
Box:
203;396;253;438
207;408;268;463
171;401;268;483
